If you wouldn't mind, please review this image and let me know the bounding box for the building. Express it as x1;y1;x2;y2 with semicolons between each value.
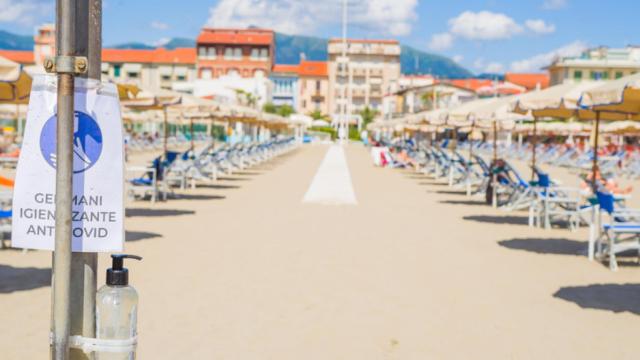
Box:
546;46;640;85
270;64;299;110
297;60;330;116
504;73;549;91
195;28;274;79
33;24;55;66
101;48;196;89
328;39;401;121
388;83;477;119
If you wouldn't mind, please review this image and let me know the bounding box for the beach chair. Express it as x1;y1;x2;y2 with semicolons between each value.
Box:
593;191;640;270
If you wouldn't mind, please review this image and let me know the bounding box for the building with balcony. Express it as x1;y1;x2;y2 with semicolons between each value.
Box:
196;28;274;79
546;46;640;85
328;39;401;122
270;64;299;110
297;61;330;116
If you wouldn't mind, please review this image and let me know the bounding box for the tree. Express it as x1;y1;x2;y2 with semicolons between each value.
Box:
263;102;278;114
308;110;328;121
277;104;294;118
359;106;379;127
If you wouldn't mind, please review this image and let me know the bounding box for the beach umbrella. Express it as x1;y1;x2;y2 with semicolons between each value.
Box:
578;73;640;184
0;57;32;137
121;87;182;158
511;81;603;179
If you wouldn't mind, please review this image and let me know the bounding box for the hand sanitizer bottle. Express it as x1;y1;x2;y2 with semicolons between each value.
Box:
96;254;142;359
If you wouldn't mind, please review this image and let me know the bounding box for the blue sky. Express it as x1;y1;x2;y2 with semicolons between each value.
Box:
2;0;639;74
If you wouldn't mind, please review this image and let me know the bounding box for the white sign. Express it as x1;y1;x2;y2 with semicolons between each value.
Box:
12;76;124;252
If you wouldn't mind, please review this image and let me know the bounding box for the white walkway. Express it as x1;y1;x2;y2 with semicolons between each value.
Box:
303;145;357;205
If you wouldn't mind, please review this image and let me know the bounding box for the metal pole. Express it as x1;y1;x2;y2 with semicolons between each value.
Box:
68;1;100;359
163;106;168;158
531;116;538;181
52;0;76;358
492;119;497;163
592;111;601;190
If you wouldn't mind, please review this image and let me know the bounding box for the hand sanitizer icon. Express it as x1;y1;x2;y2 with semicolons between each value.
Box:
40;111;103;173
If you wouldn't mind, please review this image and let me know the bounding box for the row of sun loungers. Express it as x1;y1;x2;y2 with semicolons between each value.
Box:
126;137;298;203
374;139;640;271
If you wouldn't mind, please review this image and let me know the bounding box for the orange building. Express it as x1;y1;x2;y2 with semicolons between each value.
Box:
297;60;330;115
504;73;550;91
196;28;274;79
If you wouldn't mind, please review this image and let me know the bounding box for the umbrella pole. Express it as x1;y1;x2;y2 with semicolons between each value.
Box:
190;116;194;152
163;106;168;159
493;119;497;163
592;111;601;191
531;116;538;181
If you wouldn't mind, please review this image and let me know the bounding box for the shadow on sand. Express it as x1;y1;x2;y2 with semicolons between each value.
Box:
175;194;226;201
498;238;586;256
433;190;466;195
554;284;640;315
125;231;162;242
420;182;448;186
197;184;241;190
463;215;529;226
0;264;50;293
217;177;251;182
439;200;486;206
125;208;195;217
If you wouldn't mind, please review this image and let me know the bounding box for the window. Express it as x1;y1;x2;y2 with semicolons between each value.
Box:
574;70;582;80
161;75;171;81
207;47;216;59
615;71;624;79
602;72;609;80
198;47;206;57
176;75;186;81
260;48;268;60
224;47;234;59
316;80;321;92
234;48;242;60
201;68;212;79
250;48;259;60
113;65;121;78
127;72;138;79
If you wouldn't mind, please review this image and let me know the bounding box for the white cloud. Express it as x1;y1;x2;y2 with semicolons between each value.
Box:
151;38;171;47
543;0;568;10
151;21;169;30
473;58;486;70
510;40;588;72
449;11;523;40
0;0;51;24
452;55;464;63
428;33;454;51
207;0;418;36
484;62;505;73
525;19;555;34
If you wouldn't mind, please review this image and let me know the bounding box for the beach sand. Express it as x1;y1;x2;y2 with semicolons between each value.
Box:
0;143;637;359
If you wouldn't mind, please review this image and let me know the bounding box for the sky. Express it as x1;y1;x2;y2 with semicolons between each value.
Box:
2;0;639;74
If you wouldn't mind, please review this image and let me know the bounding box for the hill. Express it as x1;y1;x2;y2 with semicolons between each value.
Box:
0;30;34;51
0;30;473;77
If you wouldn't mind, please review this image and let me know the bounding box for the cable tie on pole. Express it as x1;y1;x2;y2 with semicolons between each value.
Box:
50;332;138;354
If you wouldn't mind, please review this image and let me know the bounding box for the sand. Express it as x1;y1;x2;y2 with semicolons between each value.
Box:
0;143;638;359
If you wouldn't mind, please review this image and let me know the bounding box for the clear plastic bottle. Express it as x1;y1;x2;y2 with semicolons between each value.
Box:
96;254;142;360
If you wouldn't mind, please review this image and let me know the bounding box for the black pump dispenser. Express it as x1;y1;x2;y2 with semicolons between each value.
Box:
106;254;142;286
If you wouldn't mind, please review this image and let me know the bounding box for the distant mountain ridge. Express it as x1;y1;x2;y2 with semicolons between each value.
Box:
0;30;473;78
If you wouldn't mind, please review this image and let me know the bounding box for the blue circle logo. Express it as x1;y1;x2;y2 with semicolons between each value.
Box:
39;111;103;173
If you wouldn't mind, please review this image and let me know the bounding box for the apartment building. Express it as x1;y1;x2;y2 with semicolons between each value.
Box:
196;28;274;79
546;46;640;85
297;61;330;115
270;64;299;110
101;48;196;89
328;39;401;121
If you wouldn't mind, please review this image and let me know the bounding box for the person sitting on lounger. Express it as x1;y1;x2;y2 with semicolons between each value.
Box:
580;170;633;195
